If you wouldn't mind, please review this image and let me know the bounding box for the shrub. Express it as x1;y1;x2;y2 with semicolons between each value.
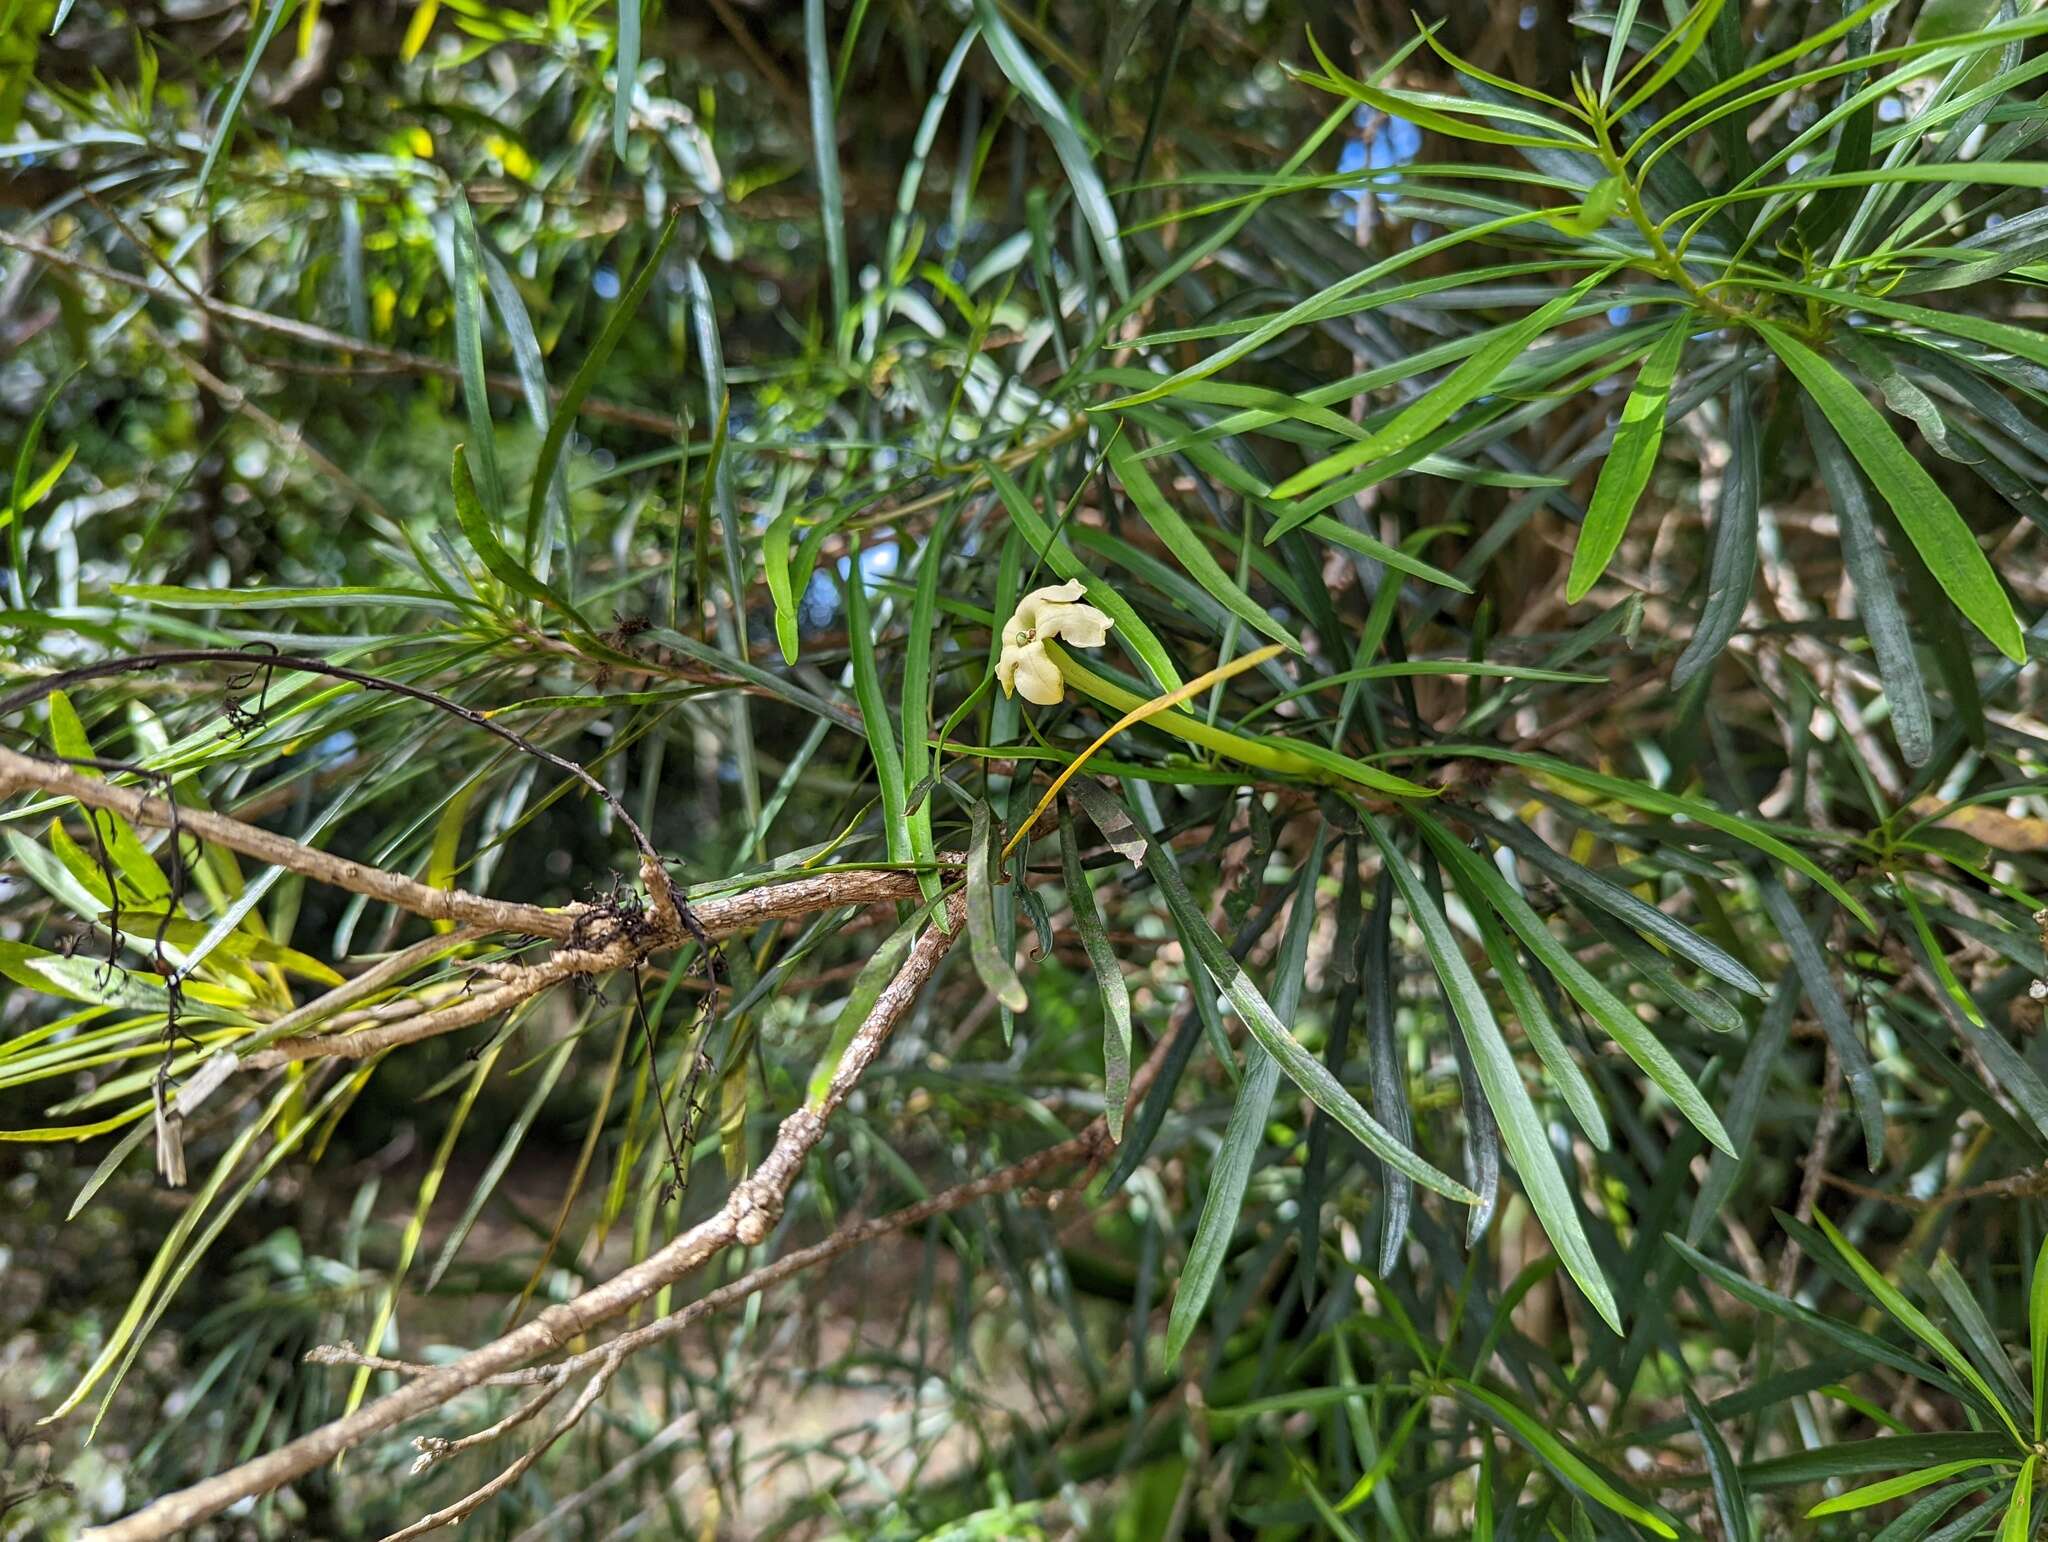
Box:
3;1;2047;1536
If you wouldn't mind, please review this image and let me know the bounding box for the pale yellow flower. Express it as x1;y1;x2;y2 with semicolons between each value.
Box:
996;581;1115;705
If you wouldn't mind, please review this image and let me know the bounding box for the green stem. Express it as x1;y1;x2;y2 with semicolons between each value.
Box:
1045;642;1323;780
1594;127;1750;328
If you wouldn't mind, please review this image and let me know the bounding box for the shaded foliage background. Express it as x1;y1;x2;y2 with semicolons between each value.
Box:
4;0;2048;1537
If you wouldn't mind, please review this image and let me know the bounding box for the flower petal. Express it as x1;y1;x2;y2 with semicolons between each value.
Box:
1034;599;1114;649
996;641;1028;697
1012;647;1067;705
1013;580;1088;632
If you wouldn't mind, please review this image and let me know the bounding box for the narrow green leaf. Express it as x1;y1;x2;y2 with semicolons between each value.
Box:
2031;1230;2048;1439
613;0;639;159
1568;316;1687;602
451;447;588;628
1468;810;1765;997
1108;438;1294;650
1745;1433;2017;1488
845;544;913;870
1366;813;1621;1331
1615;0;1729;115
967;800;1026;1012
2002;1459;2036;1542
1806;397;1933;766
1816;1210;2024;1443
1546;173;1624;236
1360;869;1415;1273
5;365;80;605
1601;1;1645;103
195;0;297;195
1139;818;1472;1204
1927;1252;2033;1417
1168;833;1325;1360
1686;1388;1754;1542
1757;880;1884;1168
901;503;959;922
804;0;848;328
523;211;681;567
1102;207;1560;411
449;194;503;519
1167;1042;1278;1365
1673;373;1759;685
1060;805;1130;1140
1416;812;1733;1155
1455;1382;1677;1537
1755;321;2023;662
1432;746;1875;928
111;582;458;611
1809;1459;2013;1517
761;485;803;664
1274;271;1611;504
44;693;170;905
1299;32;1594;151
974;0;1127;298
1459;874;1609;1150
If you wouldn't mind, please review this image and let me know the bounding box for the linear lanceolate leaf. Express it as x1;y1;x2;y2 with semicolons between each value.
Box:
974;0;1127;298
1757;879;1884;1169
2006;1456;2038;1542
1365;812;1622;1332
1060;805;1130;1139
1568;316;1688;602
450;195;503;519
1805;397;1933;766
195;0;297;194
1137;816;1472;1204
1457;871;1609;1150
803;0;848;327
1299;31;1595;151
1808;1459;2015;1517
1363;870;1412;1273
966;800;1026;1012
1454;1382;1677;1537
613;0;639;159
1432;745;1874;927
2033;1230;2048;1439
1686;1388;1755;1542
901;503;959;921
1815;1211;2024;1444
1468;810;1764;997
1673;373;1759;685
846;545;911;871
1166;833;1322;1363
1755;321;2024;662
1667;1234;1982;1405
1415;812;1733;1156
451;448;588;629
1167;1043;1278;1366
44;692;171;906
522;211;680;567
1107;438;1294;650
1274;270;1611;505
